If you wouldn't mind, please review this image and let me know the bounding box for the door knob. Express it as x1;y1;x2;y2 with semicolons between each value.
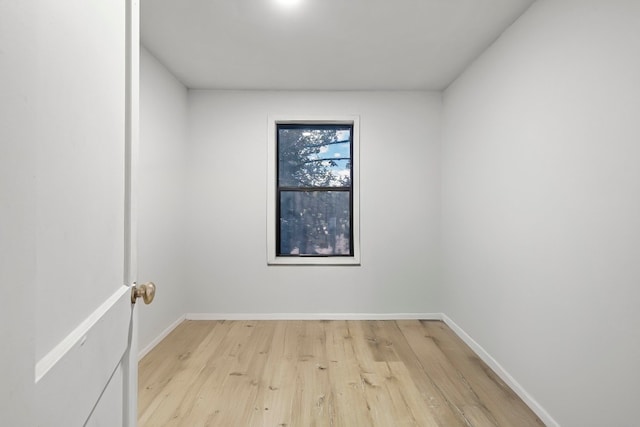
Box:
131;282;156;304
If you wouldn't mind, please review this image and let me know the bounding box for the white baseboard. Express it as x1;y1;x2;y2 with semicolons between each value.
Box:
185;312;443;321
441;314;559;427
138;313;185;360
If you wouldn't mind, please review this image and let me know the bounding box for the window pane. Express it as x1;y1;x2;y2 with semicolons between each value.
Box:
278;126;351;188
279;191;351;256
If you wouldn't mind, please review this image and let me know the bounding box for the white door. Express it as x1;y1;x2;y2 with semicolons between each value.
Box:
33;1;144;426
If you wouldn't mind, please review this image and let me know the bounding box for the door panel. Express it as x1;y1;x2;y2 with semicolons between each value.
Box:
34;0;139;425
0;3;37;426
35;0;126;363
36;287;131;426
86;364;124;427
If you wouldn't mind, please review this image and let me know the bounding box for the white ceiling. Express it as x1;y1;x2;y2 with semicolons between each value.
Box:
141;0;535;91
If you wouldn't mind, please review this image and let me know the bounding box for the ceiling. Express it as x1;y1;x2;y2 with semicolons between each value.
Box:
141;0;535;91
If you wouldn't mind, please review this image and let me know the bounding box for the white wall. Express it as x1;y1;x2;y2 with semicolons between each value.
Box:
138;47;189;350
187;91;441;315
0;3;36;425
441;1;640;425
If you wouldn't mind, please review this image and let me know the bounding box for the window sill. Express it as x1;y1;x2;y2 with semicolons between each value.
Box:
267;255;360;266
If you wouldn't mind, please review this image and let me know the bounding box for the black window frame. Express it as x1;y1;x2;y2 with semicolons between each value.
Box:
275;123;354;257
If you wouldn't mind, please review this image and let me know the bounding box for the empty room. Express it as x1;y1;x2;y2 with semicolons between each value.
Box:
2;0;639;426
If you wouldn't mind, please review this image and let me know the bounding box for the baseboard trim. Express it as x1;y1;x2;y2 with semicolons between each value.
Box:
138;314;185;360
441;314;559;427
185;312;443;321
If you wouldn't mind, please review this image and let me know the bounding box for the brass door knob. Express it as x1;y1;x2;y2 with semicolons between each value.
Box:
131;282;156;304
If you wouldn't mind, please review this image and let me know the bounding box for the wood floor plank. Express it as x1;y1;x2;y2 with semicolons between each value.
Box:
386;361;441;426
246;321;294;427
139;320;545;427
396;320;500;426
348;321;406;426
290;321;334;427
197;321;278;426
183;320;273;427
361;320;399;362
138;320;218;415
141;321;254;426
139;320;231;426
325;320;375;427
420;320;545;427
379;321;470;427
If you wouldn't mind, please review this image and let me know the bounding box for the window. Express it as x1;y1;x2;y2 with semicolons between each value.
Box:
267;116;360;265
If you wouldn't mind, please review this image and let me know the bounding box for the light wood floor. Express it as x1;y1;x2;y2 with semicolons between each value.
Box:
139;320;544;426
